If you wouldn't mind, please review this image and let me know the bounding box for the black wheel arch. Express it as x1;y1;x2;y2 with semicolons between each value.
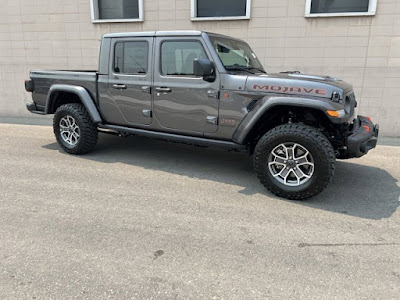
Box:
232;96;346;147
246;105;331;141
45;84;102;123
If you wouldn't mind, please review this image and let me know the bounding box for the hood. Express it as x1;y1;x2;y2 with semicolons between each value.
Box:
246;72;353;100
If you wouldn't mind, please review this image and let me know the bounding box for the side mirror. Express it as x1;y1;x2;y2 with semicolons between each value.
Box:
193;59;216;82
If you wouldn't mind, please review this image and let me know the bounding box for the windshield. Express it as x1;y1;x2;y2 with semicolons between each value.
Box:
208;35;265;74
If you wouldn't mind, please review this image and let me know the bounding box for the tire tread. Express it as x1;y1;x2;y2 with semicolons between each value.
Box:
53;103;98;155
253;123;335;200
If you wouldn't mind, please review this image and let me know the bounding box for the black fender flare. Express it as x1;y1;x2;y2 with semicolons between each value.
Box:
232;95;341;144
45;84;102;123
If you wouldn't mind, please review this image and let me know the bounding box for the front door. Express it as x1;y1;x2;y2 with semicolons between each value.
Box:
153;37;219;134
108;37;153;126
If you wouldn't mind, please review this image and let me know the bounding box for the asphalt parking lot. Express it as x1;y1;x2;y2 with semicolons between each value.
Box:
1;120;399;299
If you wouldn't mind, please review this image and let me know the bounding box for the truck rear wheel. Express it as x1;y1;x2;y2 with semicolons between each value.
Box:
53;103;98;155
253;124;335;200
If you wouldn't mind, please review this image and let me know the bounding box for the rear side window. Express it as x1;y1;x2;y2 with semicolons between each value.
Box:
161;41;207;76
114;41;148;75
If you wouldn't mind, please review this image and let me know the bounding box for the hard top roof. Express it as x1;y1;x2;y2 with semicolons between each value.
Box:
102;31;246;44
103;30;203;38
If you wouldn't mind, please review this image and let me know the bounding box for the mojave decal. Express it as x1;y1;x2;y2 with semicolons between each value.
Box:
252;84;327;96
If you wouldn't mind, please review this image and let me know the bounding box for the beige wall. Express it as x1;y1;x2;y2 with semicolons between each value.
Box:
1;0;399;136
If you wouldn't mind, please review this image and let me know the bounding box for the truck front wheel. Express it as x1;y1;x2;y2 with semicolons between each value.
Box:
253;124;335;200
53;103;98;155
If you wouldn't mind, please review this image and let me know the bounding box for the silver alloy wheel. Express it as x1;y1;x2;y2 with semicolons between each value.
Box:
59;115;80;146
268;142;314;187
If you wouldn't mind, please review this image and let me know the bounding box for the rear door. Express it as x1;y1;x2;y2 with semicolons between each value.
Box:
153;37;220;134
108;37;153;125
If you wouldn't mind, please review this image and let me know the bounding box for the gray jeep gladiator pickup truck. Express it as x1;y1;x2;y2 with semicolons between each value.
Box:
25;30;379;200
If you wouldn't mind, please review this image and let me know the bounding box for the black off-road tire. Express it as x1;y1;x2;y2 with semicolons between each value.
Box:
53;103;98;155
253;124;335;200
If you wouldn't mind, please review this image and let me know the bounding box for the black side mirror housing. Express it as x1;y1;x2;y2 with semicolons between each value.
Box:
193;59;216;82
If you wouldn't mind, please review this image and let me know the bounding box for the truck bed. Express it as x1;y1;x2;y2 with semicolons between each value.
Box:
30;70;98;110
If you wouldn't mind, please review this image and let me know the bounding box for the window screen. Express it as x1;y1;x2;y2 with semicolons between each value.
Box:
310;0;369;14
114;41;148;74
161;41;207;76
98;0;139;19
196;0;247;17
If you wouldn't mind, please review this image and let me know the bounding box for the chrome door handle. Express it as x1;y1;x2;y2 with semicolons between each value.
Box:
155;87;172;93
113;84;127;90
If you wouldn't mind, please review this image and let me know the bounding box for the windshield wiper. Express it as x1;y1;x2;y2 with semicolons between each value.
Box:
225;65;266;74
248;67;266;74
225;65;255;74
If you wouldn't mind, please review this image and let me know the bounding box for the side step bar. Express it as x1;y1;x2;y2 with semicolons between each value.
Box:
99;124;247;151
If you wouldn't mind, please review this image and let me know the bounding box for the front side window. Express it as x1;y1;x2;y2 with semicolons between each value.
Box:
90;0;143;23
191;0;251;20
305;0;377;17
208;35;265;74
161;41;208;76
114;41;148;75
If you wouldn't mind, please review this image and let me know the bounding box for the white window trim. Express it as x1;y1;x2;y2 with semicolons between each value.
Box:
190;0;251;21
90;0;144;23
305;0;377;17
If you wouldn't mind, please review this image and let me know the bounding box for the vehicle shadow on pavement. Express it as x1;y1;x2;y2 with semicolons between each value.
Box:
305;161;399;220
43;134;399;220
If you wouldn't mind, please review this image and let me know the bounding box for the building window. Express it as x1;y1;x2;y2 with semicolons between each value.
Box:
114;41;148;74
191;0;251;21
161;41;208;76
305;0;377;17
90;0;143;23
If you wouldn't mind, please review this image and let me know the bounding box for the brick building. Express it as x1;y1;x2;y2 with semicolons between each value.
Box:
1;0;399;135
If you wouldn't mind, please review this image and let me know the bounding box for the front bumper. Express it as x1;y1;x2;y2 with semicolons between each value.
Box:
345;115;379;158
